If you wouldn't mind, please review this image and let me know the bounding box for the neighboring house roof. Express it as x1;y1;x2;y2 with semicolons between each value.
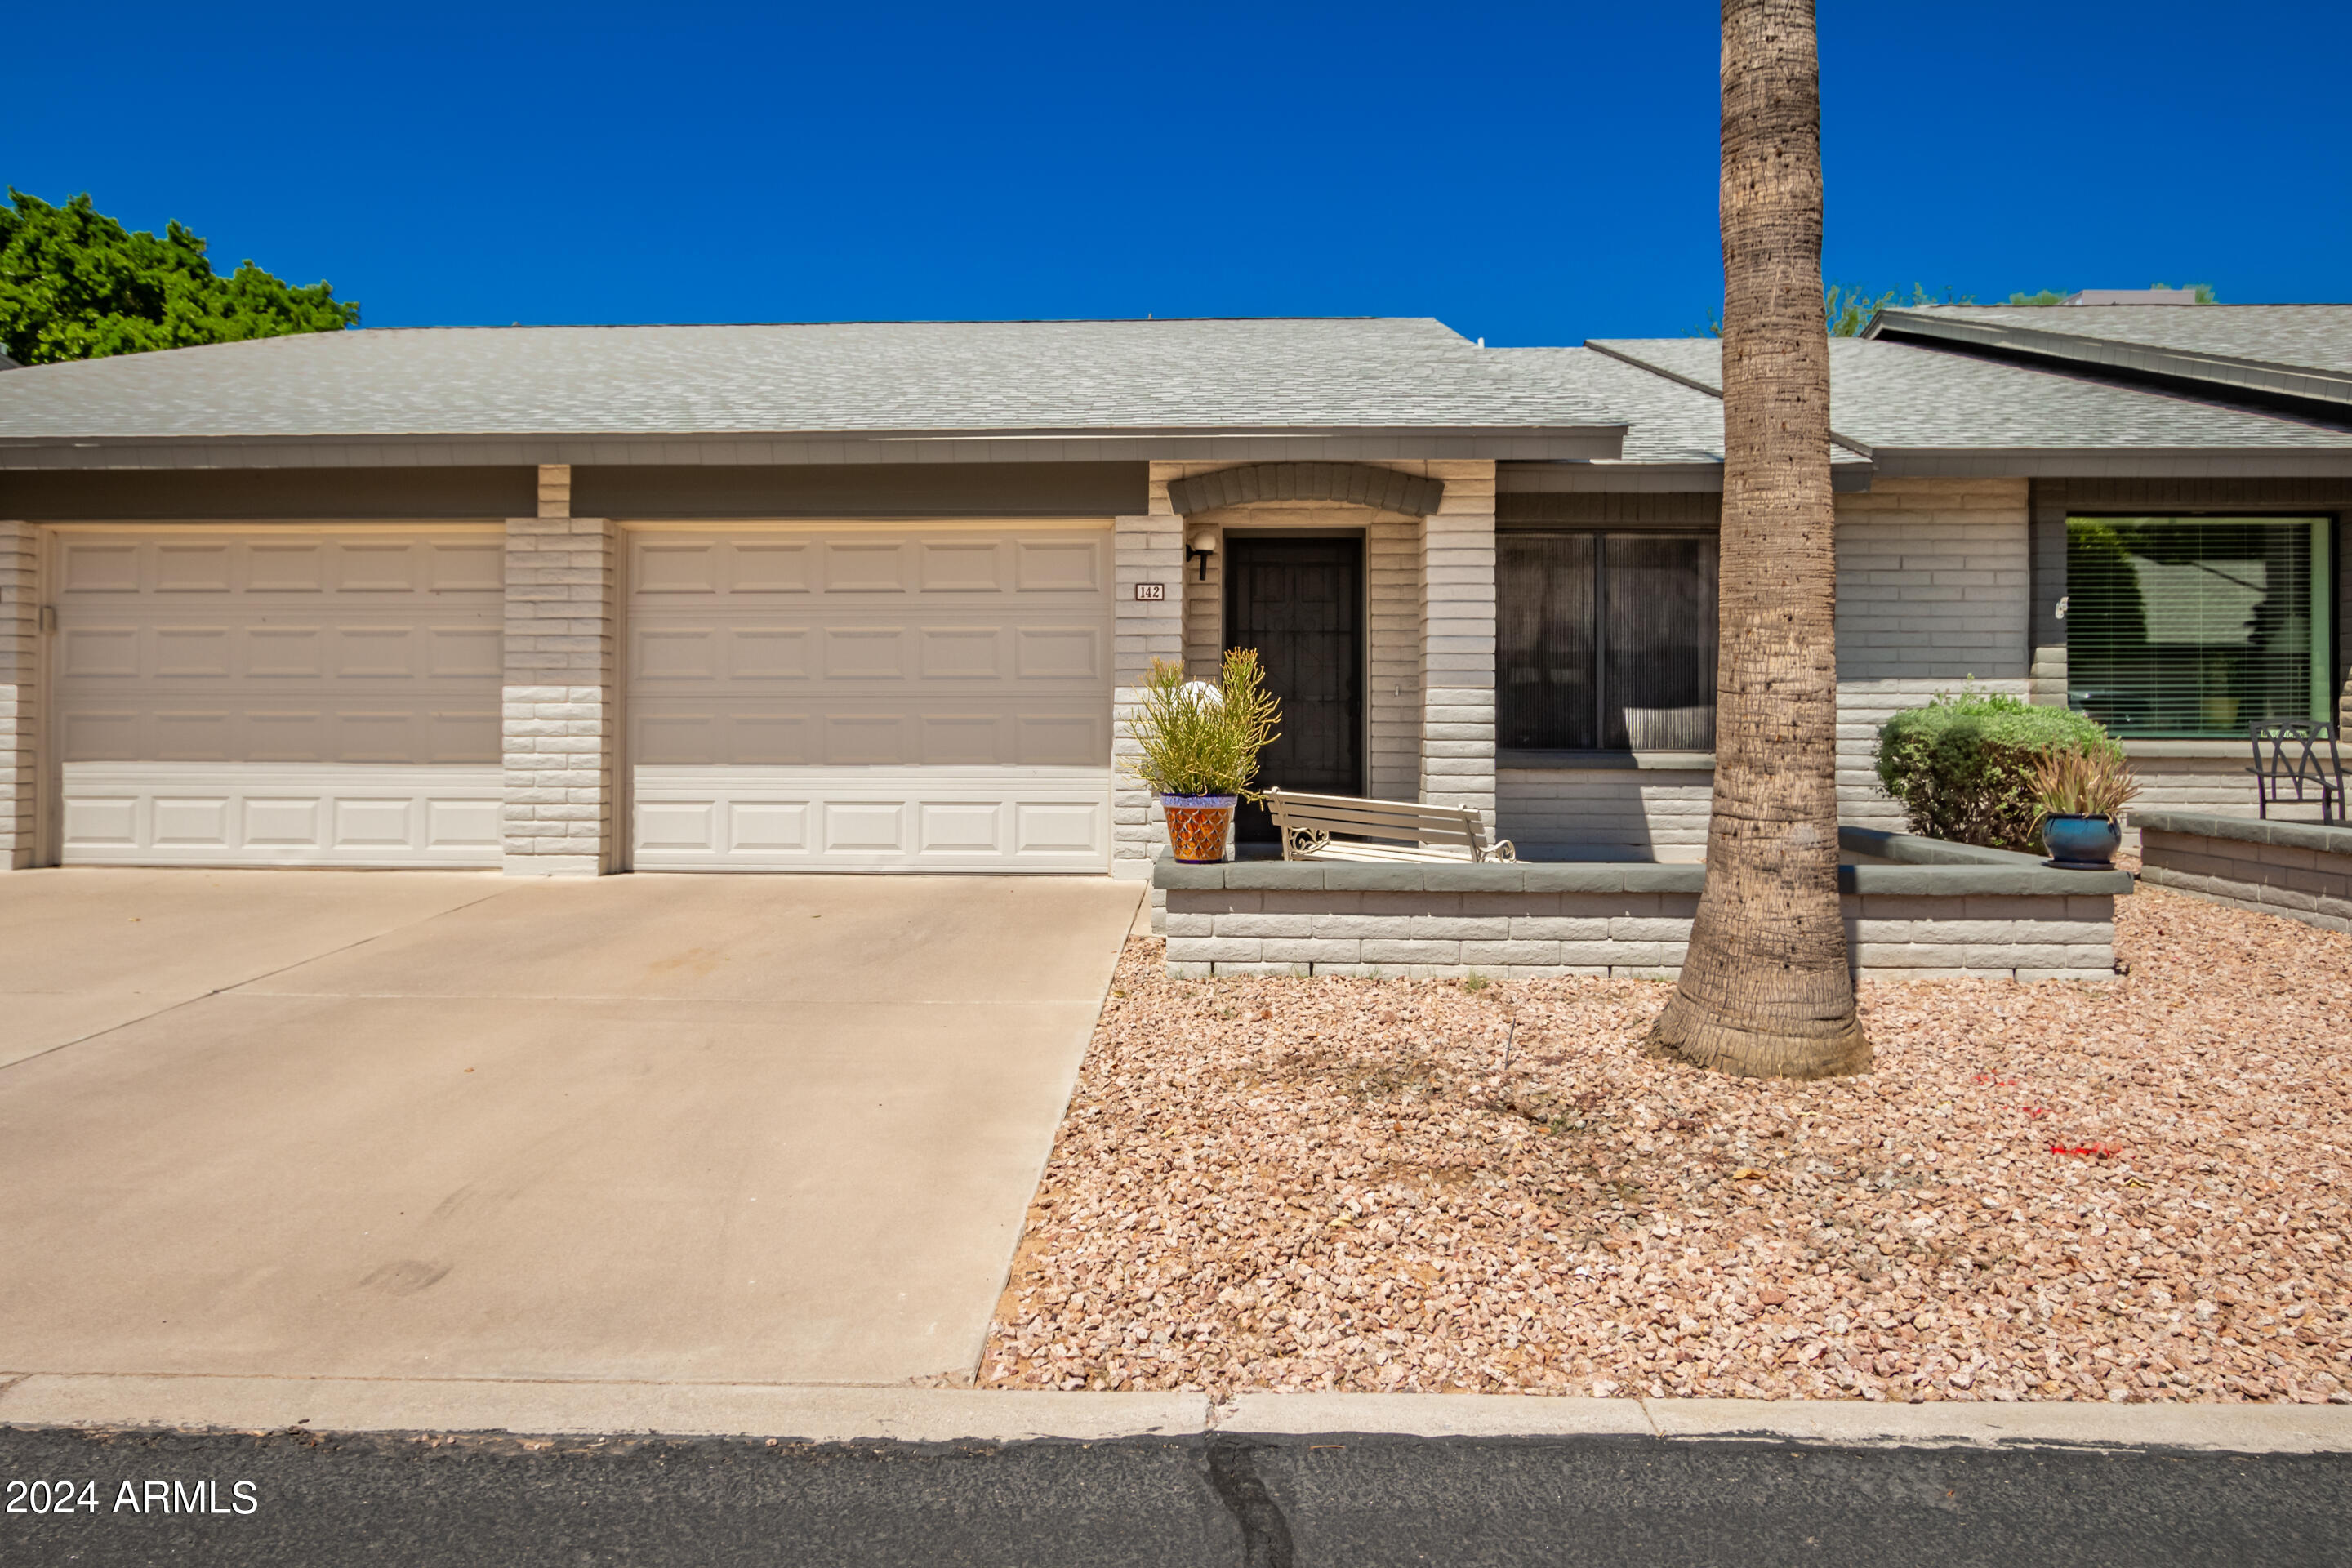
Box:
0;317;1629;469
1865;303;2352;417
1586;335;2352;477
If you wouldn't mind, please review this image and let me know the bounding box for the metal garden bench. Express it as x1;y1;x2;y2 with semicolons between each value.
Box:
2247;720;2345;824
1265;787;1515;864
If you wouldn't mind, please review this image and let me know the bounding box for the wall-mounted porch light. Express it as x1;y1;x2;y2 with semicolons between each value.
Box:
1187;530;1218;581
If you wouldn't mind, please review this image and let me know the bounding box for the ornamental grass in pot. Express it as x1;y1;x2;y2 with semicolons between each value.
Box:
1125;651;1281;863
2033;745;2140;867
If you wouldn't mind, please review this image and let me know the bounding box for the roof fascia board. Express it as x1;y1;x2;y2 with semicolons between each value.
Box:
1502;461;1726;493
1498;461;1876;494
1580;341;1877;458
1868;310;2352;412
0;426;1628;471
1869;448;2352;479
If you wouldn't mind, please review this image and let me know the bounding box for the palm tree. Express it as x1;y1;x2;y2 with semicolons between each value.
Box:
1650;0;1871;1080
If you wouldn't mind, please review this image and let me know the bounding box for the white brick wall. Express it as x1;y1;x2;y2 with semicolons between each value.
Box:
2140;825;2352;934
1421;461;1497;829
1366;510;1423;802
1163;886;2115;982
1497;766;1713;857
0;521;35;869
1835;479;2033;830
1114;489;1185;892
502;477;617;876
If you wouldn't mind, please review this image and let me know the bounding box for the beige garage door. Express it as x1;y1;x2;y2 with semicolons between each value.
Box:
52;526;506;867
627;522;1113;871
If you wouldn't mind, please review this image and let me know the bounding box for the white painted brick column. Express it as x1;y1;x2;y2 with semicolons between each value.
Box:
502;466;619;876
0;521;37;869
1420;461;1497;828
1113;495;1185;892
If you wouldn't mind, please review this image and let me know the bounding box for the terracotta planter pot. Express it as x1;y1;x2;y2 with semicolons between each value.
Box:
1162;795;1236;863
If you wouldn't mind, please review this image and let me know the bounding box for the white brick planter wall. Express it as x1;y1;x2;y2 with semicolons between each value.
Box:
1156;829;2123;983
2136;810;2352;934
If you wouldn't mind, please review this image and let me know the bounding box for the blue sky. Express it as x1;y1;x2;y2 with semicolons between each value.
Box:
7;2;2345;343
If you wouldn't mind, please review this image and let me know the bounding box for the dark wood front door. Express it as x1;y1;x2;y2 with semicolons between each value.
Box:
1224;535;1364;843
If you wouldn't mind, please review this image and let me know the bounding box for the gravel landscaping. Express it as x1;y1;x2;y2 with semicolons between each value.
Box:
982;882;2352;1404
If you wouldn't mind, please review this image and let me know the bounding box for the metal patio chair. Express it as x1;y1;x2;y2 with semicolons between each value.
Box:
2247;720;2345;824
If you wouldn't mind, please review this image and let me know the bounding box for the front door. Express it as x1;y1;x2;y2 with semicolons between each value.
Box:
1223;535;1364;843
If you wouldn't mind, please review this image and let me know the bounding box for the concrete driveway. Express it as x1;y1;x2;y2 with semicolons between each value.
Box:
0;870;1138;1388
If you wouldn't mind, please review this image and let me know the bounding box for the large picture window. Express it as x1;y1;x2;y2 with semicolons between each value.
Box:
1498;532;1717;751
2066;516;2335;738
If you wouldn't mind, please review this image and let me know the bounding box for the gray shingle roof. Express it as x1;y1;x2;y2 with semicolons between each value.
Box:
1493;345;1865;466
1884;303;2352;379
1586;336;2352;453
0;318;1628;442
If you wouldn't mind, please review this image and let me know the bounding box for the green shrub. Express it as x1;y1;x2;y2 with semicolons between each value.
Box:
1123;651;1282;800
1873;690;2121;851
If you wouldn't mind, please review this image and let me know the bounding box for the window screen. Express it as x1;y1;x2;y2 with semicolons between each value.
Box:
2065;516;2333;738
1499;532;1717;751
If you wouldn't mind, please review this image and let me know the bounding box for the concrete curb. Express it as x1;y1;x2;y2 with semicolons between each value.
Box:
7;1375;2352;1453
0;1376;1206;1445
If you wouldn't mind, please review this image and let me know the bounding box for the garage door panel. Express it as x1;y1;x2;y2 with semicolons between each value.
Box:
1014;626;1102;680
918;540;1004;592
61;626;140;679
629;523;1111;872
53;527;506;867
248;544;327;592
155;627;234;677
821;541;911;593
632;767;1107;871
425;709;501;763
60;763;502;866
1015;712;1107;768
823;713;914;765
153;710;240;760
334;541;422;592
156;544;234;592
248;626;326;677
428;626;503;679
429;541;505;593
61;541;141;593
1014;539;1105;592
822;626;909;679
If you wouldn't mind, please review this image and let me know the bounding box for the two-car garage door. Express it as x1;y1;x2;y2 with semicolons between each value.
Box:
45;519;1116;873
627;523;1114;872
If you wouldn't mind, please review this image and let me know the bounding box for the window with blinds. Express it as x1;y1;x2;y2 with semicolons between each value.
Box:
2065;516;2334;738
1499;532;1717;751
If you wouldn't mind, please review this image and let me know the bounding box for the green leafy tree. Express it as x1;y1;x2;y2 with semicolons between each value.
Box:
0;189;358;366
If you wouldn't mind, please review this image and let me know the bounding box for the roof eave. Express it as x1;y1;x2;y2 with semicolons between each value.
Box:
0;424;1632;470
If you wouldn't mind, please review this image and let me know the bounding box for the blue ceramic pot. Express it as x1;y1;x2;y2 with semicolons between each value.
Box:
2042;814;2122;867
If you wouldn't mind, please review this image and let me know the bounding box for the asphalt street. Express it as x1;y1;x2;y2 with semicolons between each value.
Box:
4;1425;2349;1567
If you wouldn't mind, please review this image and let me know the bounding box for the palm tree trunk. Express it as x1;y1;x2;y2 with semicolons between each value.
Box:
1650;0;1870;1079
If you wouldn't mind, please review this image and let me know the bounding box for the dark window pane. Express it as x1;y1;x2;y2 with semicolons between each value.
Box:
1498;533;1597;749
1603;533;1717;750
2066;517;2328;737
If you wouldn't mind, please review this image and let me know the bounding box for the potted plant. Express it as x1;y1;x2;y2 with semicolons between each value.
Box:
2032;744;2140;868
1124;651;1281;863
